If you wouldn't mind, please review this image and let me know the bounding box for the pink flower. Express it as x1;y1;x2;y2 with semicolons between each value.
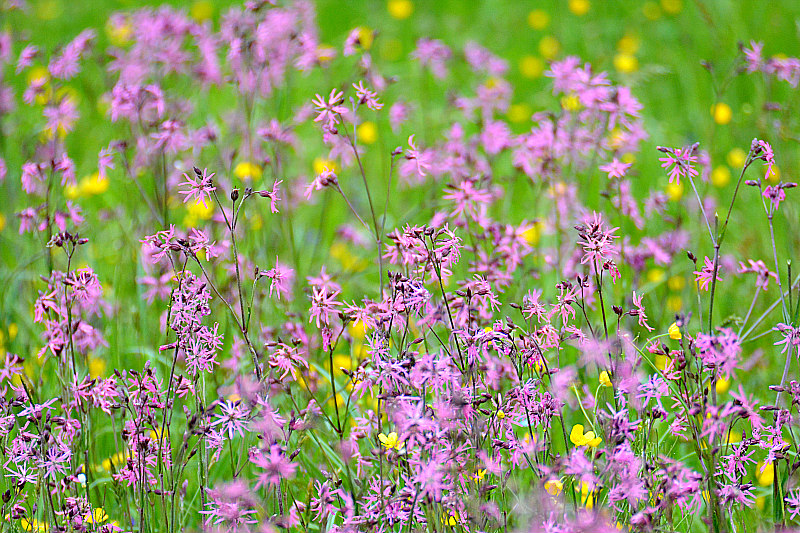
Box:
352;81;383;110
657;144;699;185
693;256;721;291
179;167;216;208
600;158;632;179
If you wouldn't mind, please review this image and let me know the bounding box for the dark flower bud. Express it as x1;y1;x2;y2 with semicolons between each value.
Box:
231;188;239;201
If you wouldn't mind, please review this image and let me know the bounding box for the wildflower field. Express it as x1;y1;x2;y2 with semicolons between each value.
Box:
4;0;800;531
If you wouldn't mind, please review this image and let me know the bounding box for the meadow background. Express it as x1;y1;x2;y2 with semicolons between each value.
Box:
1;0;800;532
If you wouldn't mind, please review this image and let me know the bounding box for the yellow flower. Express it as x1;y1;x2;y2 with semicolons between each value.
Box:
561;94;582;112
668;322;681;340
86;508;108;524
767;164;780;183
357;121;378;144
356;27;375;50
727;148;747;168
667;295;682;312
472;469;487;483
711;166;731;187
668;276;685;291
660;0;683;14
387;0;413;19
188;199;214;220
599;370;612;388
105;17;133;47
521;222;542;245
577;482;595;509
568;0;590;15
647;268;665;283
539;36;560;60
666;181;683;201
711;103;732;125
0;213;5;232
190;0;214;21
497;409;506;420
508;103;532;123
520;55;545;79
756;461;774;486
617;35;640;54
20;518;49;532
88;357;106;379
715;377;730;394
527;9;550;29
313;158;339;175
378;431;405;451
233;161;262;181
570;424;602;447
544;478;563;495
614;53;639;73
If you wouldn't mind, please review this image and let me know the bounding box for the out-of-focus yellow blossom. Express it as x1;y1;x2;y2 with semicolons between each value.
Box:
661;0;683;14
520;55;545;79
527;9;550;29
0;213;5;232
617;34;641;54
647;268;665;283
599;370;612;388
578;482;595;509
497;409;506;420
233;161;262;181
387;0;413;19
614;53;639;73
313;158;339;175
570;424;602;447
715;377;730;394
330;242;368;272
508;103;532;123
668;322;681;340
522;222;542;246
711;103;732;125
667;296;682;312
102;450;131;472
545;479;563;495
539;36;560;60
88;357;106;378
767;165;780;183
666;181;683;201
668;275;685;291
66;172;110;199
357;121;378;144
357;27;375;50
19;518;49;532
105;17;133;47
756;462;774;486
85;508;108;524
711;166;731;187
378;431;405;450
190;0;214;21
561;93;582;111
727;148;747;168
569;0;590;16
